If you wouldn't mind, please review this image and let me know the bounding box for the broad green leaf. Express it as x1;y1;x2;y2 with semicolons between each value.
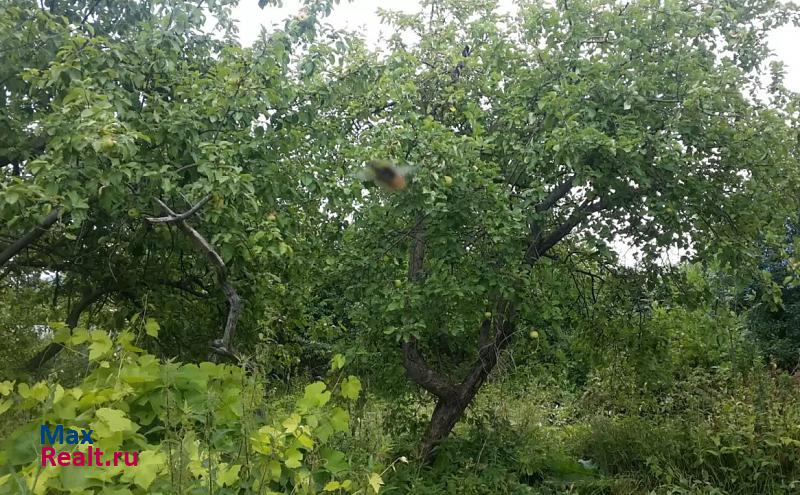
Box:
215;463;241;487
95;407;134;432
331;353;346;370
88;330;113;361
18;382;48;402
120;450;165;490
298;381;331;410
144;318;160;337
329;407;349;433
340;376;361;400
52;384;65;404
266;459;282;480
282;413;301;433
284;448;303;468
321;447;348;474
71;328;90;345
296;433;314;449
0;381;15;396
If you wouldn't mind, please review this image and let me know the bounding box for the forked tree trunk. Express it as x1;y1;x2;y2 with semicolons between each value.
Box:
419;370;489;460
416;314;514;462
404;212;517;463
401;179;603;463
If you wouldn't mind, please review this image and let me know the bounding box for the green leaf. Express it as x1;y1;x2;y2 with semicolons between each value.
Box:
284;448;303;468
282;413;301;433
297;433;314;449
331;353;346;371
0;381;15;396
298;381;331;411
329;407;349;433
52;324;71;344
144;318;160;337
340;376;361;400
96;407;134;433
71;328;90;345
320;447;348;474
324;480;341;491
266;459;281;480
18;381;49;402
89;330;114;361
215;463;241;487
120;450;165;490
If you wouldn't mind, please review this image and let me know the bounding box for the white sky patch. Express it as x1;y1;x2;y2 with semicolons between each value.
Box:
233;0;800;91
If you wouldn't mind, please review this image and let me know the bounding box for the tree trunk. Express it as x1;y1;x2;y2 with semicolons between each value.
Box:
420;397;471;460
417;313;513;462
402;181;602;463
404;212;517;463
146;196;242;357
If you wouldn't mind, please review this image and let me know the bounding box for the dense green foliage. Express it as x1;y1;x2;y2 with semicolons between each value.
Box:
0;324;371;494
2;0;800;493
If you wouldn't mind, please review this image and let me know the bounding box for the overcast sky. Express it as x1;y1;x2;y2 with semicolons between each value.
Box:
232;0;800;92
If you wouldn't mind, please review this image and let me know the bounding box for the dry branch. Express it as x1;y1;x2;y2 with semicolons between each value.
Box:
147;197;242;357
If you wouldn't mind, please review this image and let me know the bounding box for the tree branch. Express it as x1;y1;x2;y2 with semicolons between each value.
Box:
147;197;242;356
461;305;516;397
0;207;61;269
23;286;110;371
401;213;457;399
526;197;606;264
145;195;211;224
402;341;457;399
407;213;425;283
534;177;574;212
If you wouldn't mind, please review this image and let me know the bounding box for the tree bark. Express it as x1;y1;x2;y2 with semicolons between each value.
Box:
419;312;514;461
0;207;60;269
420;399;468;459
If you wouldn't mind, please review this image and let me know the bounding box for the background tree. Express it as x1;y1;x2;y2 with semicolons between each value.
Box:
0;0;353;373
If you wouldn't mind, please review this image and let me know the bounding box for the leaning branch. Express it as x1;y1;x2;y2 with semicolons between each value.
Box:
526;197;606;264
402;341;457;399
534;177;574;212
23;286;109;371
0;207;61;269
147;197;242;356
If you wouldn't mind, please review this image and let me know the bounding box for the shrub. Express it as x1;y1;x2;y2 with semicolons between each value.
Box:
575;369;800;494
0;324;377;494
